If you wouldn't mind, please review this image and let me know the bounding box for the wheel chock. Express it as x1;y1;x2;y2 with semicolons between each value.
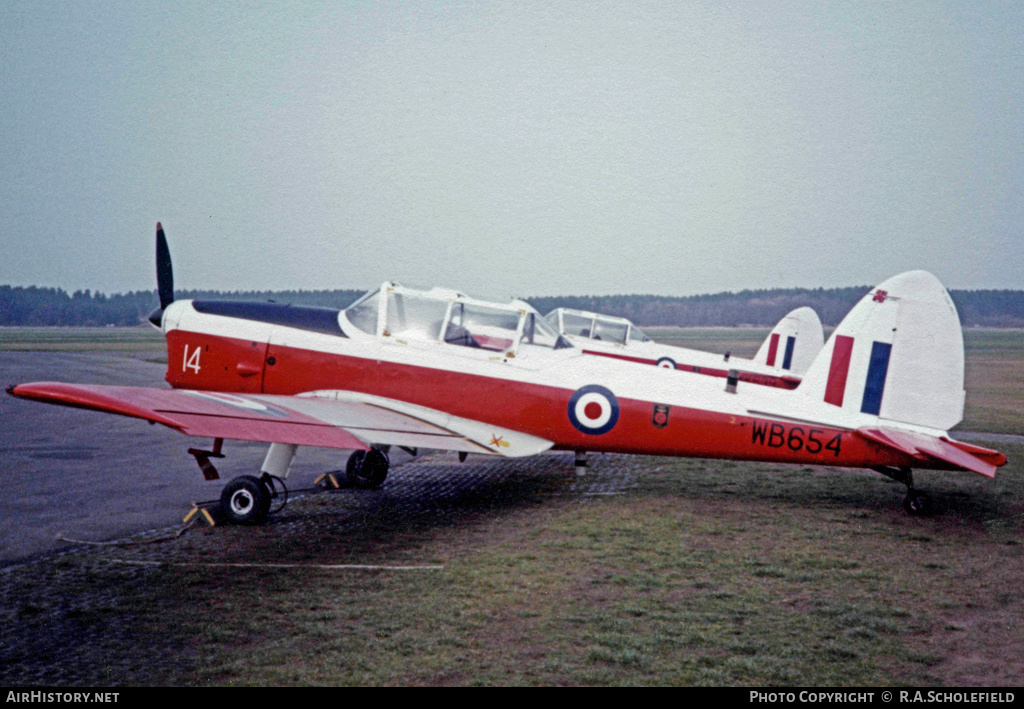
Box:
315;472;344;489
183;501;222;527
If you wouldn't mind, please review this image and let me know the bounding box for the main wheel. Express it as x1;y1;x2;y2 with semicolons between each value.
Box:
346;449;389;489
903;490;932;516
220;475;272;525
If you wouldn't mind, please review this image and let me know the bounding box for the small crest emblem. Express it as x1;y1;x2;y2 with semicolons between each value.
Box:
652;404;670;429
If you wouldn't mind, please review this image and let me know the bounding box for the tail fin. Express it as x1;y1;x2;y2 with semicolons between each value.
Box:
798;271;964;431
752;306;824;376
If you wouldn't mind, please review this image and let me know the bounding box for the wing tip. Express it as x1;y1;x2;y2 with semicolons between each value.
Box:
9;381;186;431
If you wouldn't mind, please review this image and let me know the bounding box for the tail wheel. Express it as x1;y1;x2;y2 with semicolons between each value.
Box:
346;449;389;489
903;490;932;516
220;475;272;525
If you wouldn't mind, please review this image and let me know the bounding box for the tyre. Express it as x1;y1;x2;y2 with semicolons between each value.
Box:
903;490;932;516
346;449;389;489
220;475;271;525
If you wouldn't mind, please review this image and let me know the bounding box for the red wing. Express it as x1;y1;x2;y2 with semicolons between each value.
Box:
7;382;552;457
8;382;369;449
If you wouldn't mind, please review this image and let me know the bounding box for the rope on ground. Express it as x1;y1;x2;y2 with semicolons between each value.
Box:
110;559;445;571
55;520;198;547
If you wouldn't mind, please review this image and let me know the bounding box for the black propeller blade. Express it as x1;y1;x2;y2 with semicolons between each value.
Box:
156;222;174;309
148;222;174;326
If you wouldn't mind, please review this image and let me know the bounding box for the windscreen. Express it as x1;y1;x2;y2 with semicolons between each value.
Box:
344;289;380;334
629;325;651;342
522;312;573;350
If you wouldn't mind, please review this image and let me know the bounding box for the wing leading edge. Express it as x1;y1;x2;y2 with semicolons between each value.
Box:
6;382;553;458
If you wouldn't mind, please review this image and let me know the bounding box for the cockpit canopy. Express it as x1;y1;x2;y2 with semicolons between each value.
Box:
544;308;651;346
344;283;572;355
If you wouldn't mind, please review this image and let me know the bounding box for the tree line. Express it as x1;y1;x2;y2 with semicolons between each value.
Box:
2;284;1023;328
0;287;365;327
527;288;1024;328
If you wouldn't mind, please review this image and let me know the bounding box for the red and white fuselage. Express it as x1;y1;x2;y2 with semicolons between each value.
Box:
153;279;1002;475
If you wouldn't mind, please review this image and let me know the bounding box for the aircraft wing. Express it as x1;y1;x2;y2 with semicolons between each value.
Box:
855;426;1004;478
6;382;553;458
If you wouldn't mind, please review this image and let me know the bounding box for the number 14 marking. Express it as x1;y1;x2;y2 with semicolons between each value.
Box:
183;344;202;374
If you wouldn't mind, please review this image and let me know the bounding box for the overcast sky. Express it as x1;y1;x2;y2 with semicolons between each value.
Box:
2;1;1022;301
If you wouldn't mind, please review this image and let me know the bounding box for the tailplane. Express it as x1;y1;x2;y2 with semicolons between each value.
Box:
855;427;1002;478
752;306;824;376
798;271;965;431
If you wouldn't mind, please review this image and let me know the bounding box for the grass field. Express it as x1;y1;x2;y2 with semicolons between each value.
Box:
959;330;1024;435
198;451;1016;687
0;326;165;352
5;447;1021;686
2;326;1021;686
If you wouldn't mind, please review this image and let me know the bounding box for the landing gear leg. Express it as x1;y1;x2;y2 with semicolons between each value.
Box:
261;443;297;480
346;448;389;488
575;450;587;476
872;466;932;516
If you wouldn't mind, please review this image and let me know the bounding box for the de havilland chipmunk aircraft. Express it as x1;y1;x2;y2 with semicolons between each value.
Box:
6;224;1006;524
545;306;824;390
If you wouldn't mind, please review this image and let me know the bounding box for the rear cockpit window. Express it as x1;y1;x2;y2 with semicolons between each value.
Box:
445;303;519;352
560;312;596;338
593;317;628;344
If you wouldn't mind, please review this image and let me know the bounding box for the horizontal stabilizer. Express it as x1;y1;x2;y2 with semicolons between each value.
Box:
856;426;1003;478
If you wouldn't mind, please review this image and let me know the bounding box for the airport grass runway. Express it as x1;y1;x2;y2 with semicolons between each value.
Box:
1;327;1021;686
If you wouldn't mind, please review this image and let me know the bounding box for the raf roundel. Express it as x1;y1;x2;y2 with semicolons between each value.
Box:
568;384;620;436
